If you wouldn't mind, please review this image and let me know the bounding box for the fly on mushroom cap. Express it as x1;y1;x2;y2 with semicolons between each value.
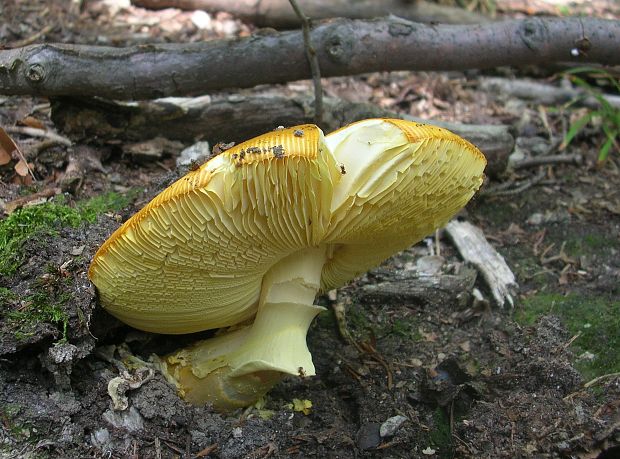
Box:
88;119;486;410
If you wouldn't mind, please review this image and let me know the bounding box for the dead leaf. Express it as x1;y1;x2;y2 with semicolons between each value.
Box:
0;126;18;165
20;116;46;130
11;173;33;186
0;148;9;166
14;159;30;176
419;328;438;342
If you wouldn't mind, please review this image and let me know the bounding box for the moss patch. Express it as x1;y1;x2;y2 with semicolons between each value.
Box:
428;408;453;459
0;192;134;276
516;293;620;380
564;234;619;258
2;289;70;343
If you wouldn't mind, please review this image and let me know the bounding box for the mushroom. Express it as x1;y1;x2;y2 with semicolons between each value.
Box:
88;119;486;410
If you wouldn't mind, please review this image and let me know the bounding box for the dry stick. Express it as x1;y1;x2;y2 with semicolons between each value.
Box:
131;0;486;28
480;169;547;197
512;154;583;169
2;17;619;100
584;371;620;389
288;0;323;125
4;126;72;146
11;24;54;48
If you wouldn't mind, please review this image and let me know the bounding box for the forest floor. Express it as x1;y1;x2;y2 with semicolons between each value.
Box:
1;1;619;458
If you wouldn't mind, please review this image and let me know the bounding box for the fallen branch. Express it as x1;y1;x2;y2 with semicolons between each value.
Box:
512;154;582;169
1;17;619;99
445;220;518;308
358;259;478;307
50;94;514;177
131;0;486;28
480;77;620;109
480;169;547;197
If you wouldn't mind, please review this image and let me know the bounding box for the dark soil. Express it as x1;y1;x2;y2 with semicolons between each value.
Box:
1;1;619;458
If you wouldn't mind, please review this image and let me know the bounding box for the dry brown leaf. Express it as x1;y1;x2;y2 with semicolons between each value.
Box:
14;159;30;176
0;147;9;165
11;174;33;186
0;126;18;165
20;116;46;130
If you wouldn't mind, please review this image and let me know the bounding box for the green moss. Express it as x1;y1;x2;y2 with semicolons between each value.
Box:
564;234;618;258
516;293;620;380
4;290;70;342
428;408;453;459
77;191;136;222
0;404;39;446
389;317;423;341
0;191;135;276
0;287;16;304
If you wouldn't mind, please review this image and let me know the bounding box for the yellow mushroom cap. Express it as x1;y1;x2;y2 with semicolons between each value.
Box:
320;118;486;290
89;125;340;334
88;119;486;334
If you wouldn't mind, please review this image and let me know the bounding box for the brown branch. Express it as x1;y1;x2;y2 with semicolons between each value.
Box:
1;17;618;100
512;154;583;169
131;0;486;28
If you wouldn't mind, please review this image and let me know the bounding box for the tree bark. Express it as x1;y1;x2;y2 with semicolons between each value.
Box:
1;17;618;100
131;0;486;28
50;94;513;177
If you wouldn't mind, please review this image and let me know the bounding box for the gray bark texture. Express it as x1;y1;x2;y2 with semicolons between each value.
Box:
0;17;618;100
131;0;486;28
358;264;478;307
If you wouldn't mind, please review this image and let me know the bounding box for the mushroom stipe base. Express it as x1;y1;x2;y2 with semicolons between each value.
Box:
158;247;326;410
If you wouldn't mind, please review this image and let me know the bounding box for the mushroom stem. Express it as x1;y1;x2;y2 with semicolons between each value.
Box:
158;246;327;410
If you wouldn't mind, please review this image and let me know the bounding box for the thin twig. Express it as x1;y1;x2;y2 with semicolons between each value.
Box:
11;24;54;48
513;154;582;170
584;371;620;388
480;169;546;197
288;0;323;125
5;126;72;146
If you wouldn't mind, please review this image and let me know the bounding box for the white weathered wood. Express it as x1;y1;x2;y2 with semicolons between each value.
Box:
445;220;518;308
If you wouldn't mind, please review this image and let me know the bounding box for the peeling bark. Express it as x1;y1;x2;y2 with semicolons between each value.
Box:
0;17;618;100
